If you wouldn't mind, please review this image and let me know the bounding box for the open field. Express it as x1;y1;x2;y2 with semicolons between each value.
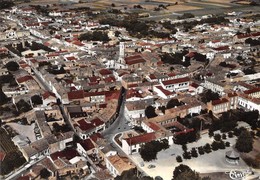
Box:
16;0;259;18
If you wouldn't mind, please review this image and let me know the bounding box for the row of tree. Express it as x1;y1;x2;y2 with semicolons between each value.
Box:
140;139;169;162
79;31;110;42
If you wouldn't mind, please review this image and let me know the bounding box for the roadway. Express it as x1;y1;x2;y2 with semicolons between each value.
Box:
4;156;45;180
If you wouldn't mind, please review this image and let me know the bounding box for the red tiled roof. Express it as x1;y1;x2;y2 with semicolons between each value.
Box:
174;128;194;136
99;69;112;76
155;86;174;96
119;72;129;77
105;90;121;101
237;32;260;39
190;83;199;88
80;139;95;151
149;74;157;80
244;88;260;95
92;118;104;126
0;48;8;53
186;52;196;58
162;77;190;86
0;151;6;161
104;76;116;83
77;118;104;131
16;75;33;83
66;56;77;61
68;90;84;100
227;92;238;97
42;91;56;100
50;148;79;161
168;73;176;77
20;64;29;69
72;41;84;46
213;46;229;51
149;122;161;131
157;61;164;66
88;76;101;83
99;103;107;108
212;40;221;43
128;83;138;88
46;53;59;57
90;133;103;142
125;55;146;65
212;98;229;106
126;89;142;99
84;91;105;97
30;59;38;63
124;132;157;146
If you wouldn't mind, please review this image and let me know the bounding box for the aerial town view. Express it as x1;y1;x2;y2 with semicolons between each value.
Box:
0;0;259;179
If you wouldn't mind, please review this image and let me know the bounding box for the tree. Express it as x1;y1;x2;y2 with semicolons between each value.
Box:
176;156;182;162
0;1;15;10
225;142;230;147
145;106;157;119
208;131;214;138
219;140;225;149
191;148;198;157
235;130;253;153
203;143;211;153
211;141;219;151
222;133;227;140
16;99;32;113
140;140;168;162
31;95;43;106
198;146;204;155
214;134;221;141
228;131;233;138
182;144;187;151
115;168;153;180
40;168;51;179
182;151;191;159
172;164;203;180
174;130;199;145
5;61;19;71
201;90;220;103
0;87;8;105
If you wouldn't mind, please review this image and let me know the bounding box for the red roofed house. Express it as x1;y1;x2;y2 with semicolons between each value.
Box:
50;148;79;162
235;32;260;41
16;75;34;84
238;94;260;113
99;69;113;77
76;138;95;157
161;77;190;92
244;88;260;98
0;47;8;55
75;118;105;139
153;85;176;99
84;91;106;104
46;53;59;60
122;132;157;155
207;98;230;114
68;90;85;102
42;91;56;106
124;54;146;70
189;82;204;95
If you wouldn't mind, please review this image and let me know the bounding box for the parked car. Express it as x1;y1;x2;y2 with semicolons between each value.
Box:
148;164;156;169
155;176;163;180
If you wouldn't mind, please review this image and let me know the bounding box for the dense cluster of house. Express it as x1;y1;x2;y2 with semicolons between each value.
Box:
0;3;259;179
